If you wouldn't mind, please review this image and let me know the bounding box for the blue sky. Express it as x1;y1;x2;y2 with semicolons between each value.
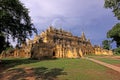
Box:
20;0;118;46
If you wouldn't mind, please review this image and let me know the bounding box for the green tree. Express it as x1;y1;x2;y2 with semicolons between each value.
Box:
0;0;37;52
0;35;6;53
0;34;12;53
104;0;120;20
107;23;120;47
102;40;111;50
114;47;120;54
104;0;120;48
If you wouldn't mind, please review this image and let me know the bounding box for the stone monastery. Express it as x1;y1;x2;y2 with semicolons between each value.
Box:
0;26;113;59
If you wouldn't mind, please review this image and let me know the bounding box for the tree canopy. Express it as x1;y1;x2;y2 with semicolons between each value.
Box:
107;23;120;47
0;0;37;44
104;0;120;48
0;35;6;53
0;0;37;53
104;0;120;20
0;0;37;52
102;40;111;50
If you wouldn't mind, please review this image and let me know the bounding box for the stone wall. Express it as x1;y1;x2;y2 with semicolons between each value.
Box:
0;26;113;59
31;41;54;59
0;48;31;59
30;26;95;59
94;46;113;55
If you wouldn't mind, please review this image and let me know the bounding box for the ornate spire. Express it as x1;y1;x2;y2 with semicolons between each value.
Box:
81;32;86;41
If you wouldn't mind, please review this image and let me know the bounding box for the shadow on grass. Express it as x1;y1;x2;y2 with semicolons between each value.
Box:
0;67;67;80
0;58;57;72
1;58;39;68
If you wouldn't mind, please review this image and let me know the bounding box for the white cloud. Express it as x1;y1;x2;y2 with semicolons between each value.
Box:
21;0;110;27
20;0;118;45
21;0;105;20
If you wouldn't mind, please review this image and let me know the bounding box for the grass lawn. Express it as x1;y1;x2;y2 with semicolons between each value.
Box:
87;55;120;64
0;58;120;80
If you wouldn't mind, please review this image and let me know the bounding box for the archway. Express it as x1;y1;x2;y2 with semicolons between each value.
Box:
53;51;56;56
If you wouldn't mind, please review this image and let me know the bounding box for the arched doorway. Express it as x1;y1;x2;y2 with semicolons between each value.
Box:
53;51;56;56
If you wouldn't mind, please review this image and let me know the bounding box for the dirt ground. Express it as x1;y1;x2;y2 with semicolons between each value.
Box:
114;64;120;67
0;67;58;80
0;68;36;80
90;55;120;67
106;69;120;80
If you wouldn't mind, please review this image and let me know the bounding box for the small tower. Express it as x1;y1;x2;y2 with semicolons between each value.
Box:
81;32;86;41
48;26;54;32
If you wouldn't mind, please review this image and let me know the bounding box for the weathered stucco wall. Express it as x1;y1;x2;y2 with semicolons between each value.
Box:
0;26;113;59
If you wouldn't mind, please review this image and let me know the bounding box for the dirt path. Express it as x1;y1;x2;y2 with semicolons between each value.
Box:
86;57;120;73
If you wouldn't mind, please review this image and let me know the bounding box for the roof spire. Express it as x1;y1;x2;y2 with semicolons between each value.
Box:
81;32;86;41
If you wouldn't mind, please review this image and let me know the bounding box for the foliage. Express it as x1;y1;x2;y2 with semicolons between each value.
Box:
0;0;37;53
104;0;120;59
0;35;6;53
107;23;120;47
104;0;120;20
0;0;37;44
104;0;120;48
102;40;111;50
114;47;120;54
0;34;12;53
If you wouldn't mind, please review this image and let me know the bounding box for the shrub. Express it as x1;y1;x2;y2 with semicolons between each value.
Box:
114;47;120;54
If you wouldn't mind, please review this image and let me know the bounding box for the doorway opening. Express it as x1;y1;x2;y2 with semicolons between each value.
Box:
53;51;56;56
